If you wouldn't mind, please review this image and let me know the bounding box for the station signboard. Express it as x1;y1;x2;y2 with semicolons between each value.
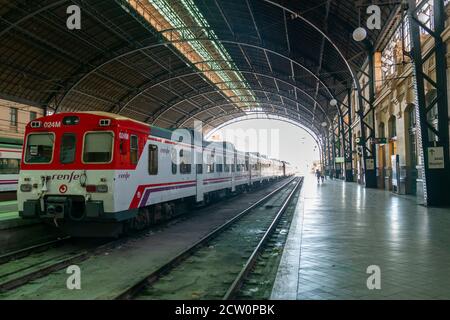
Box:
428;147;445;169
372;138;387;145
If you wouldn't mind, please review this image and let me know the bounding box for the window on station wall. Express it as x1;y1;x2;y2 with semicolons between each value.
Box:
381;20;411;82
60;133;76;164
378;123;385;139
408;106;418;166
9;108;18;126
29;111;37;121
425;89;439;142
148;144;158;175
388;116;397;138
130;135;138;165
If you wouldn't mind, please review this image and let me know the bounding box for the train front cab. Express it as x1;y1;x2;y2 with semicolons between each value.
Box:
18;113;146;231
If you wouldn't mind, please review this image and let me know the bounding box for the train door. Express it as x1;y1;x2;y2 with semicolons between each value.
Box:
196;148;204;202
231;150;237;192
246;153;251;186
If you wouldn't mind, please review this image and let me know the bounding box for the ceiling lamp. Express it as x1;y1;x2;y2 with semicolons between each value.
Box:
352;27;367;42
321;122;328;127
330;99;338;107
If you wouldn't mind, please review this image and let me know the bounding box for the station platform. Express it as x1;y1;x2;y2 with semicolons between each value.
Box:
0;201;36;230
272;175;450;300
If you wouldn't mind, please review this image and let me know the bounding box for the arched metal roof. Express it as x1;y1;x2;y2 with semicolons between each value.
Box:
0;0;400;138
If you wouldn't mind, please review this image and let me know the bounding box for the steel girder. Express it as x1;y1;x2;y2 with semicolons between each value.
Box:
342;89;354;182
203;110;322;138
184;102;317;130
353;46;377;188
407;0;450;206
153;88;322;125
204;112;323;153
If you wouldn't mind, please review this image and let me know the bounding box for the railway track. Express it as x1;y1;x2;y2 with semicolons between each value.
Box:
0;178;298;297
0;237;111;293
0;237;71;265
115;176;303;300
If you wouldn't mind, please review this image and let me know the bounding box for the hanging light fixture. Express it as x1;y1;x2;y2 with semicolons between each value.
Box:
353;27;367;42
353;7;367;42
330;99;338;107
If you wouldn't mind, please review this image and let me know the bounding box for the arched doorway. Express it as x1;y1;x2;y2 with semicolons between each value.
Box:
405;105;418;195
387;115;398;191
377;122;386;189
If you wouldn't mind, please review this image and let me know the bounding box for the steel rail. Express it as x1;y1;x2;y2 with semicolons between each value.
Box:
114;176;300;300
0;238;117;293
0;236;71;265
223;177;303;299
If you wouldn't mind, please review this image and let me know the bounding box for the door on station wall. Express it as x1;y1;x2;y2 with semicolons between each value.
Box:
387;115;397;191
407;106;418;196
378;122;386;189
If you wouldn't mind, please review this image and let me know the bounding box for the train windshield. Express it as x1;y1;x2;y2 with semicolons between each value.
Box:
83;132;113;163
25;133;54;163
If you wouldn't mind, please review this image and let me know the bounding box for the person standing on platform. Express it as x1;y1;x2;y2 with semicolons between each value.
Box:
316;169;321;184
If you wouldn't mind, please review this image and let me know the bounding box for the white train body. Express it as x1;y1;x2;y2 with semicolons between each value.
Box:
0;138;22;193
18;112;294;235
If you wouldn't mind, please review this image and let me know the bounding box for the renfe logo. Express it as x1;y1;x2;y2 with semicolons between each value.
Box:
50;172;80;183
118;173;130;180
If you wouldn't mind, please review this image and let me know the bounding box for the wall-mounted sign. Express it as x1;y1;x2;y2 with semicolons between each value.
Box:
391;155;400;188
372;138;387;145
335;157;345;163
345;162;352;170
366;158;375;170
428;147;445;169
355;137;365;146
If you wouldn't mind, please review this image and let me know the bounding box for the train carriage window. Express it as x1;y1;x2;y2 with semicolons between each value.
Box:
207;163;214;173
130;135;138;165
60;133;76;164
180;162;191;174
196;164;203;174
83;132;113;163
148;144;158;175
25;133;54;164
180;149;191;174
0;159;20;174
172;162;177;174
216;164;223;173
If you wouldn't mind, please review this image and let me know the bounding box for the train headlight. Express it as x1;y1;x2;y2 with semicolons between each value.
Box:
30;121;42;128
96;185;108;193
99;119;111;126
20;184;32;192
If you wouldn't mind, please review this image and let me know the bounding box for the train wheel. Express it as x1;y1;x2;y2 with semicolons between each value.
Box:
132;207;151;231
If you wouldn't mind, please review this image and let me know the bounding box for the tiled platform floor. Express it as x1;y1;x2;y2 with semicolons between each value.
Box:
272;175;450;300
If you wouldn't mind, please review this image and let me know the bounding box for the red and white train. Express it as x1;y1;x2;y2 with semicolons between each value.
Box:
18;112;295;236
